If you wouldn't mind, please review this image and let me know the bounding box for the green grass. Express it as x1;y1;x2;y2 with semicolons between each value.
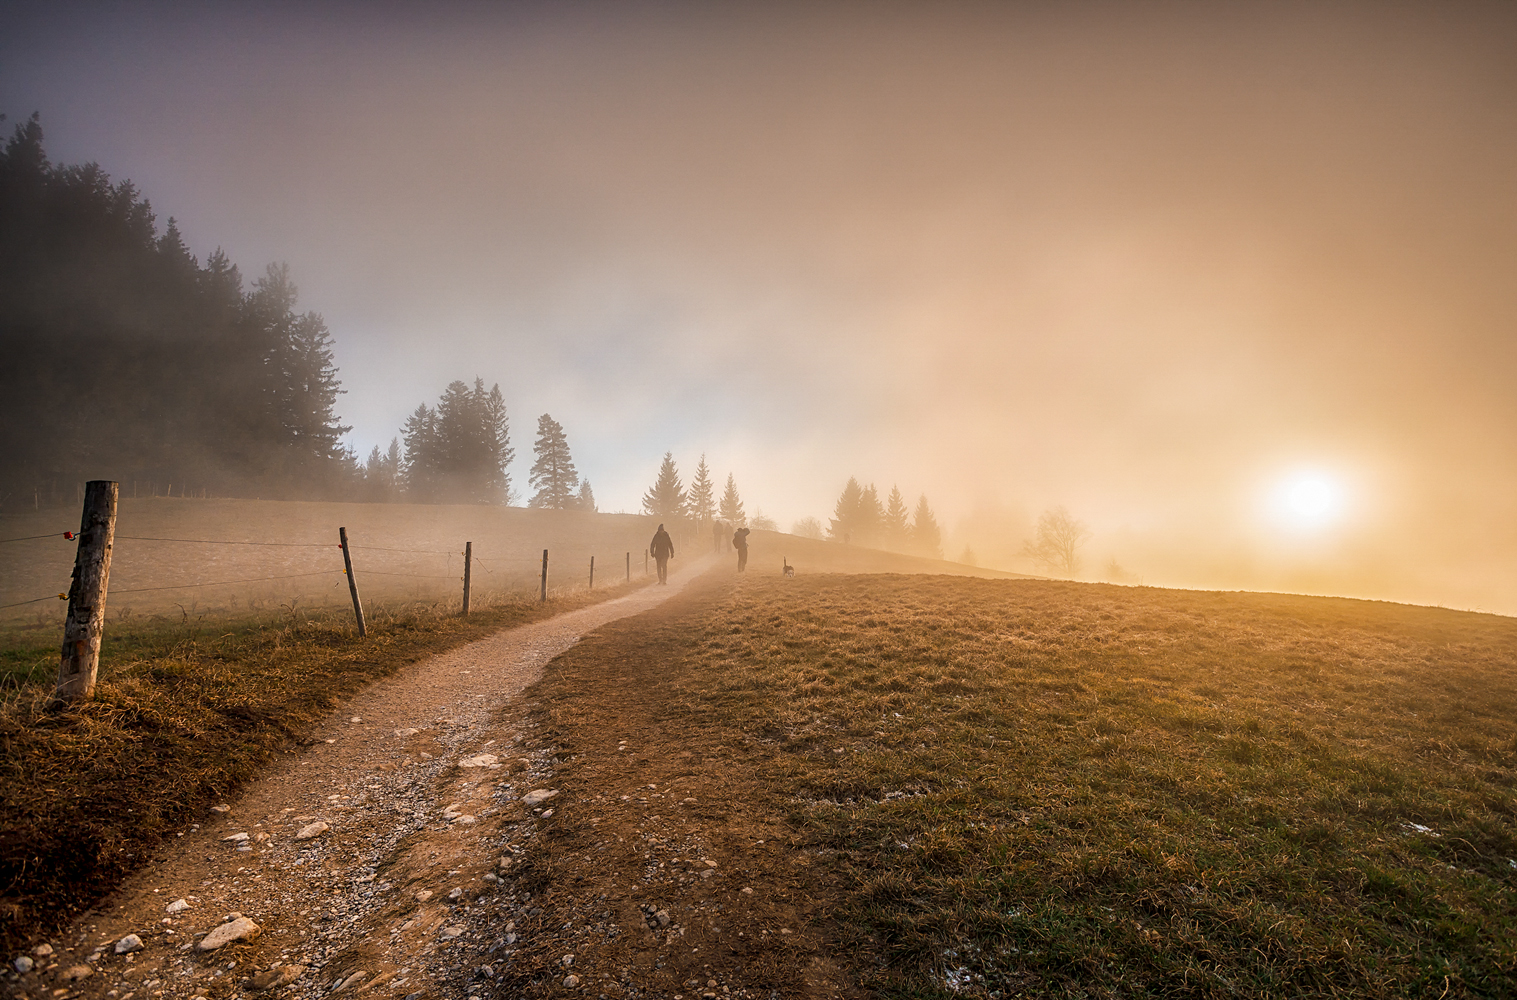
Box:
0;579;650;953
648;574;1517;998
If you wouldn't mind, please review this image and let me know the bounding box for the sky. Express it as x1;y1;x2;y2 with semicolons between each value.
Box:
4;1;1515;614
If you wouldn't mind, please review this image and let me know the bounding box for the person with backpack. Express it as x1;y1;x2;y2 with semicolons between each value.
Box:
649;523;675;584
732;525;751;573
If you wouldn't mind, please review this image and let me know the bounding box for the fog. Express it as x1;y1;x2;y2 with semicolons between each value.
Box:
4;2;1515;613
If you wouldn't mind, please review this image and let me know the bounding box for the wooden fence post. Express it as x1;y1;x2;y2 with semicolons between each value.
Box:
462;541;472;616
55;480;118;702
626;551;630;581
540;549;549;602
339;527;367;637
589;555;595;589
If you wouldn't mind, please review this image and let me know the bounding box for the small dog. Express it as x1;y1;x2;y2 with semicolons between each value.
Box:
782;557;795;578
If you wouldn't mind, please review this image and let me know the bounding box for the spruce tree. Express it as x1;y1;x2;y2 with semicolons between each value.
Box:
529;413;580;509
829;477;863;542
643;452;687;520
576;480;597;512
400;404;439;501
719;473;745;526
687;455;716;527
883;485;910;550
912;494;943;559
858;483;885;546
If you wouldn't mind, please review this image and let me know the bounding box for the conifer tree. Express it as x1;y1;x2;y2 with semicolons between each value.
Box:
643;452;687;519
829;477;863;542
858;483;885;546
529;414;580;509
576;480;597;512
401;404;440;501
883;485;911;550
719;473;745;526
911;494;943;559
687;455;716;527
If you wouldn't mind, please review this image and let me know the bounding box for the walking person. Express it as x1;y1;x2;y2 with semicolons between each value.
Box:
650;522;675;584
732;525;751;573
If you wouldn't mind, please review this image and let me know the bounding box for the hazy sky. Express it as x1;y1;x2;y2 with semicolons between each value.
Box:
5;1;1515;613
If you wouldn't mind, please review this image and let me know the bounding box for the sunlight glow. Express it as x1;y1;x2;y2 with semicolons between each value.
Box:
1273;473;1345;531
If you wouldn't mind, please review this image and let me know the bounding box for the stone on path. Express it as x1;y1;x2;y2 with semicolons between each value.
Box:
222;832;249;843
394;728;419;738
59;965;93;982
250;965;306;991
197;916;260;951
166;898;191;914
294;821;329;840
522;789;558;807
33;944;53;957
458;753;499;768
13;956;33;974
114;934;144;954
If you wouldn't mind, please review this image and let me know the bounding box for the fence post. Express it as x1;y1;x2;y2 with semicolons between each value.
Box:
626;551;630;581
55;480;118;702
462;541;472;616
589;555;595;589
339;527;367;637
540;548;549;603
645;549;649;575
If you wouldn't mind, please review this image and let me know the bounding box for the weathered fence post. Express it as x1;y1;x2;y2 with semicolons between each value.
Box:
589;555;595;589
339;527;367;637
462;541;472;616
55;480;118;702
625;551;630;581
540;548;549;602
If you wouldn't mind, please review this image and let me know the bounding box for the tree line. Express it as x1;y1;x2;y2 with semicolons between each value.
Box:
0;114;354;506
825;477;944;558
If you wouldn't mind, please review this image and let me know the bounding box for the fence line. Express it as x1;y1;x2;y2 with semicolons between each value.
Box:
0;532;76;545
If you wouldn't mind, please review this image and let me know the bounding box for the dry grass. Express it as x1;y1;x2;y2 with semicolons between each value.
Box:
593;573;1517;998
0;578;650;954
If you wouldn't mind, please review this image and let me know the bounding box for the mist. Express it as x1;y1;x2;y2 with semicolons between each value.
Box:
3;2;1514;613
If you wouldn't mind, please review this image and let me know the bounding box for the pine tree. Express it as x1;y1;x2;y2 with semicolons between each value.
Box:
912;494;943;559
643;452;687;520
576;480;597;512
529;414;580;509
858;483;885;546
400;404;439;501
883;485;910;550
687;455;716;526
829;477;863;542
719;473;745;526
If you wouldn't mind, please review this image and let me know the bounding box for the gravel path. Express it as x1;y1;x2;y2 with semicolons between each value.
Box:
15;558;712;1000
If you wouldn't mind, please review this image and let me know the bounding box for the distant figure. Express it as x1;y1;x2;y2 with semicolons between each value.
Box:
712;519;726;554
733;526;751;573
783;556;795;578
650;523;675;585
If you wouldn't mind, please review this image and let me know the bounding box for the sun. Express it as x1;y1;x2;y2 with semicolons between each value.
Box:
1273;473;1344;530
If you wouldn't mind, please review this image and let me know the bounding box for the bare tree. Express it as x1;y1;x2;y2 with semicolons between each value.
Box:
1021;506;1092;575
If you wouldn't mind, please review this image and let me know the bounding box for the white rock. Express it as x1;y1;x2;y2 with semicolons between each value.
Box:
222;832;249;843
563;974;580;988
196;916;260;951
394;728;419;738
33;944;53;957
13;956;33;973
209;804;231;814
166;899;191;914
522;789;558;807
294;821;329;840
114;934;144;954
59;964;93;982
561;953;575;966
415;890;433;902
335;970;367;991
349;716;362;723
459;754;498;768
439;926;464;939
448;887;464;900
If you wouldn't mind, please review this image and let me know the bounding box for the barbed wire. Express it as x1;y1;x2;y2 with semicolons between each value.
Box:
0;532;75;544
116;536;333;548
0;594;66;610
112;571;336;594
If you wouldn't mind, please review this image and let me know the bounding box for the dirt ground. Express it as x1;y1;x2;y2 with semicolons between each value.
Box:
6;557;844;1000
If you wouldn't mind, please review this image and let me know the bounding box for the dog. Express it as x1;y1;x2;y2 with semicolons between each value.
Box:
782;557;795;578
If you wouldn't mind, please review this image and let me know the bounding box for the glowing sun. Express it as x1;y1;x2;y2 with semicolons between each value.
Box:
1274;473;1344;530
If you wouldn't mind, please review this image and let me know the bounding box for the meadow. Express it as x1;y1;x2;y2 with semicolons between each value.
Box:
533;571;1517;998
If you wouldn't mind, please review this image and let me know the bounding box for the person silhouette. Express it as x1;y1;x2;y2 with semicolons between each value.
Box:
732;525;751;573
650;523;675;584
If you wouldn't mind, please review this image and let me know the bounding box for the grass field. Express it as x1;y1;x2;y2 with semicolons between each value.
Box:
531;572;1517;998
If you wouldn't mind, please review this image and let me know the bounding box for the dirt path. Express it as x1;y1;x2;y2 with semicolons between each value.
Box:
14;559;713;1000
